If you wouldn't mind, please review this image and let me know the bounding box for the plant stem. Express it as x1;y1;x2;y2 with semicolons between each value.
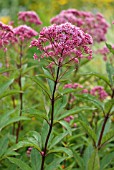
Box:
97;88;114;149
97;114;109;149
41;63;60;170
16;43;23;143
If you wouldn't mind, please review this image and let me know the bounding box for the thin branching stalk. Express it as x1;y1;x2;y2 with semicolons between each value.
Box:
16;42;23;143
97;89;114;149
41;62;61;170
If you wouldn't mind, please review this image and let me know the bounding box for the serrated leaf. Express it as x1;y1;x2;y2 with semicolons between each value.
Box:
80;72;110;87
30;148;42;170
58;120;72;135
87;150;100;170
101;130;114;146
0;90;22;99
27;131;42;148
83;144;94;170
46;157;66;170
28;76;50;98
8;157;32;170
54;95;67;116
79;120;97;142
49;131;68;149
48;147;73;157
100;152;114;170
42;67;54;95
10;140;41;152
41;120;49;148
106;43;114;55
76;94;104;111
0;116;30;131
0;136;9;158
106;62;114;86
58;106;96;120
0;79;14;95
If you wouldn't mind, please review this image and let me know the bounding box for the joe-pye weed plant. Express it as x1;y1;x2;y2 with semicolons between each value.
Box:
0;10;114;170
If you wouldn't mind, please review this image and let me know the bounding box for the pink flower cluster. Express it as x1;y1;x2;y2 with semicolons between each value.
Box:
51;9;109;43
26;147;32;157
64;115;74;123
13;25;38;42
0;22;14;51
97;45;114;61
90;86;108;100
30;22;93;65
18;11;42;25
64;83;83;89
64;83;108;101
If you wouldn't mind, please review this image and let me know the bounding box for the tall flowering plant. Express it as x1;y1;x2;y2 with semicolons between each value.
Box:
29;22;93;170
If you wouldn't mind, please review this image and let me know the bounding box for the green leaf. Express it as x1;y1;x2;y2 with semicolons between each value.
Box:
41;120;49;148
87;150;100;170
0;79;14;95
104;99;114;114
76;94;104;111
48;147;73;157
58;106;96;120
0;136;9;158
106;43;114;55
42;67;54;95
8;157;32;170
0;68;15;74
28;76;50;98
0;90;22;99
83;144;94;170
49;131;68;149
25;108;48;121
101;130;114;146
30;148;42;170
10;140;41;152
79;120;97;142
0;116;30;131
54;95;67;116
46;157;66;170
100;152;114;170
72;149;84;168
80;72;110;87
27;131;42;148
58;120;72;135
106;62;114;86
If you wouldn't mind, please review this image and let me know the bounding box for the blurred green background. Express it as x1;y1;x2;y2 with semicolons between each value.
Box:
0;0;114;25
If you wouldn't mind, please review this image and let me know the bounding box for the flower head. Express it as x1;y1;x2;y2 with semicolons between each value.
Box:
0;21;14;51
13;25;38;42
18;11;42;25
90;86;108;100
51;9;109;43
30;22;93;65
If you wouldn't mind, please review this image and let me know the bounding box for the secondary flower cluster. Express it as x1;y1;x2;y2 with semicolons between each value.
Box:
51;9;109;43
13;25;38;42
97;45;114;62
0;22;14;51
30;22;93;65
18;11;42;25
64;83;108;101
90;86;108;100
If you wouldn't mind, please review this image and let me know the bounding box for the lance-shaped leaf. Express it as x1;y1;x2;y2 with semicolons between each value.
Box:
49;131;69;149
79;120;97;143
101;130;114;147
48;147;73;157
8;157;32;170
30;148;42;170
87;150;100;170
58;106;96;120
46;157;66;170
